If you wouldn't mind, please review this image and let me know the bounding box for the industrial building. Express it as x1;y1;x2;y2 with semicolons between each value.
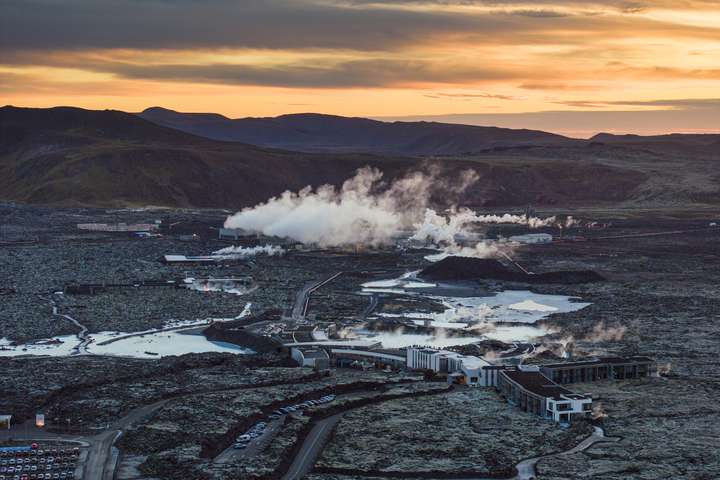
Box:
77;222;160;232
162;254;248;265
497;368;593;424
218;228;247;240
509;233;553;244
539;356;655;384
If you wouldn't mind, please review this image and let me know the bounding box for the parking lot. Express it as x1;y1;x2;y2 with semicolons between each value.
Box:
214;394;337;464
0;444;81;480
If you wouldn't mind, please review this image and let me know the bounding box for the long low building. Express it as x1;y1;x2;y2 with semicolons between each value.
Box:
539;356;655;385
331;348;407;369
162;255;247;265
497;368;592;424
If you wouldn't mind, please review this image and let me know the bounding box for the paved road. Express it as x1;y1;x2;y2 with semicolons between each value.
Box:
361;294;379;319
290;272;343;321
513;426;619;480
80;399;172;479
282;413;343;480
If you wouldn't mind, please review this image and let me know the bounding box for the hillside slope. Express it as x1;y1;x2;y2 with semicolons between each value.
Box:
138;107;576;155
0;106;413;208
0;106;694;209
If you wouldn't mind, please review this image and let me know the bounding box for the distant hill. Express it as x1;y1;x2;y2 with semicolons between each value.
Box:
589;132;720;157
138;107;577;155
3;105;717;208
0;106;413;207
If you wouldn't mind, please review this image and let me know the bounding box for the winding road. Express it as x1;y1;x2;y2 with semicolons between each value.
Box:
512;426;619;479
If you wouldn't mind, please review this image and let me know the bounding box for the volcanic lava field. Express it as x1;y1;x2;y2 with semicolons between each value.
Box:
1;203;718;480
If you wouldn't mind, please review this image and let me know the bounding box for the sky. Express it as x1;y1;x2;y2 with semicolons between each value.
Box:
1;0;719;137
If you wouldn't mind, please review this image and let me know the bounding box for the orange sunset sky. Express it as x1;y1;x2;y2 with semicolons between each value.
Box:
1;0;719;137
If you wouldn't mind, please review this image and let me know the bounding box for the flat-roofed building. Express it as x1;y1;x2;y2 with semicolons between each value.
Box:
78;222;159;232
497;368;592;424
331;348;406;369
218;228;247;240
406;346;496;387
162;254;247;266
540;356;655;385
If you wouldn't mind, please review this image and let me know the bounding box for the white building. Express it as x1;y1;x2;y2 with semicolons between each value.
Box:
509;233;553;244
497;368;593;424
406;347;496;387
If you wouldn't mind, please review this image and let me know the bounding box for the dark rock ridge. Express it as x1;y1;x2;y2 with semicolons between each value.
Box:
420;257;604;284
203;319;284;354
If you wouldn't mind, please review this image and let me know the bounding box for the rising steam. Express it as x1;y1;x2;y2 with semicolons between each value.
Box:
224;166;576;259
412;208;562;261
212;244;285;259
223;167;475;247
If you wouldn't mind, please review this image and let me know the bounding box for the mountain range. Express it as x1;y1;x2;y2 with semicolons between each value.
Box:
138;107;575;155
1;105;717;208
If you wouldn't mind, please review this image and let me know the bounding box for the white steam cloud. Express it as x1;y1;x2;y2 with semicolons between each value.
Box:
223;167;475;247
212;244;285;259
411;208;562;261
411;208;563;245
224;166;578;259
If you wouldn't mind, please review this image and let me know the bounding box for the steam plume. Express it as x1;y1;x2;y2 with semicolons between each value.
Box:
212;244;285;258
224;166;577;256
410;207;569;261
224;167;448;247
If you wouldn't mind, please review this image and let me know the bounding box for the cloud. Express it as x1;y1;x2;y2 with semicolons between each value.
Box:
0;0;524;52
424;92;518;100
554;98;720;109
3;0;720;55
0;54;528;88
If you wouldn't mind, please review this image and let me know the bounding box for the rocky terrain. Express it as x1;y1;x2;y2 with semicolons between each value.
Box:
537;377;720;479
2;202;720;480
120;372;429;480
0;352;301;425
317;387;592;476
